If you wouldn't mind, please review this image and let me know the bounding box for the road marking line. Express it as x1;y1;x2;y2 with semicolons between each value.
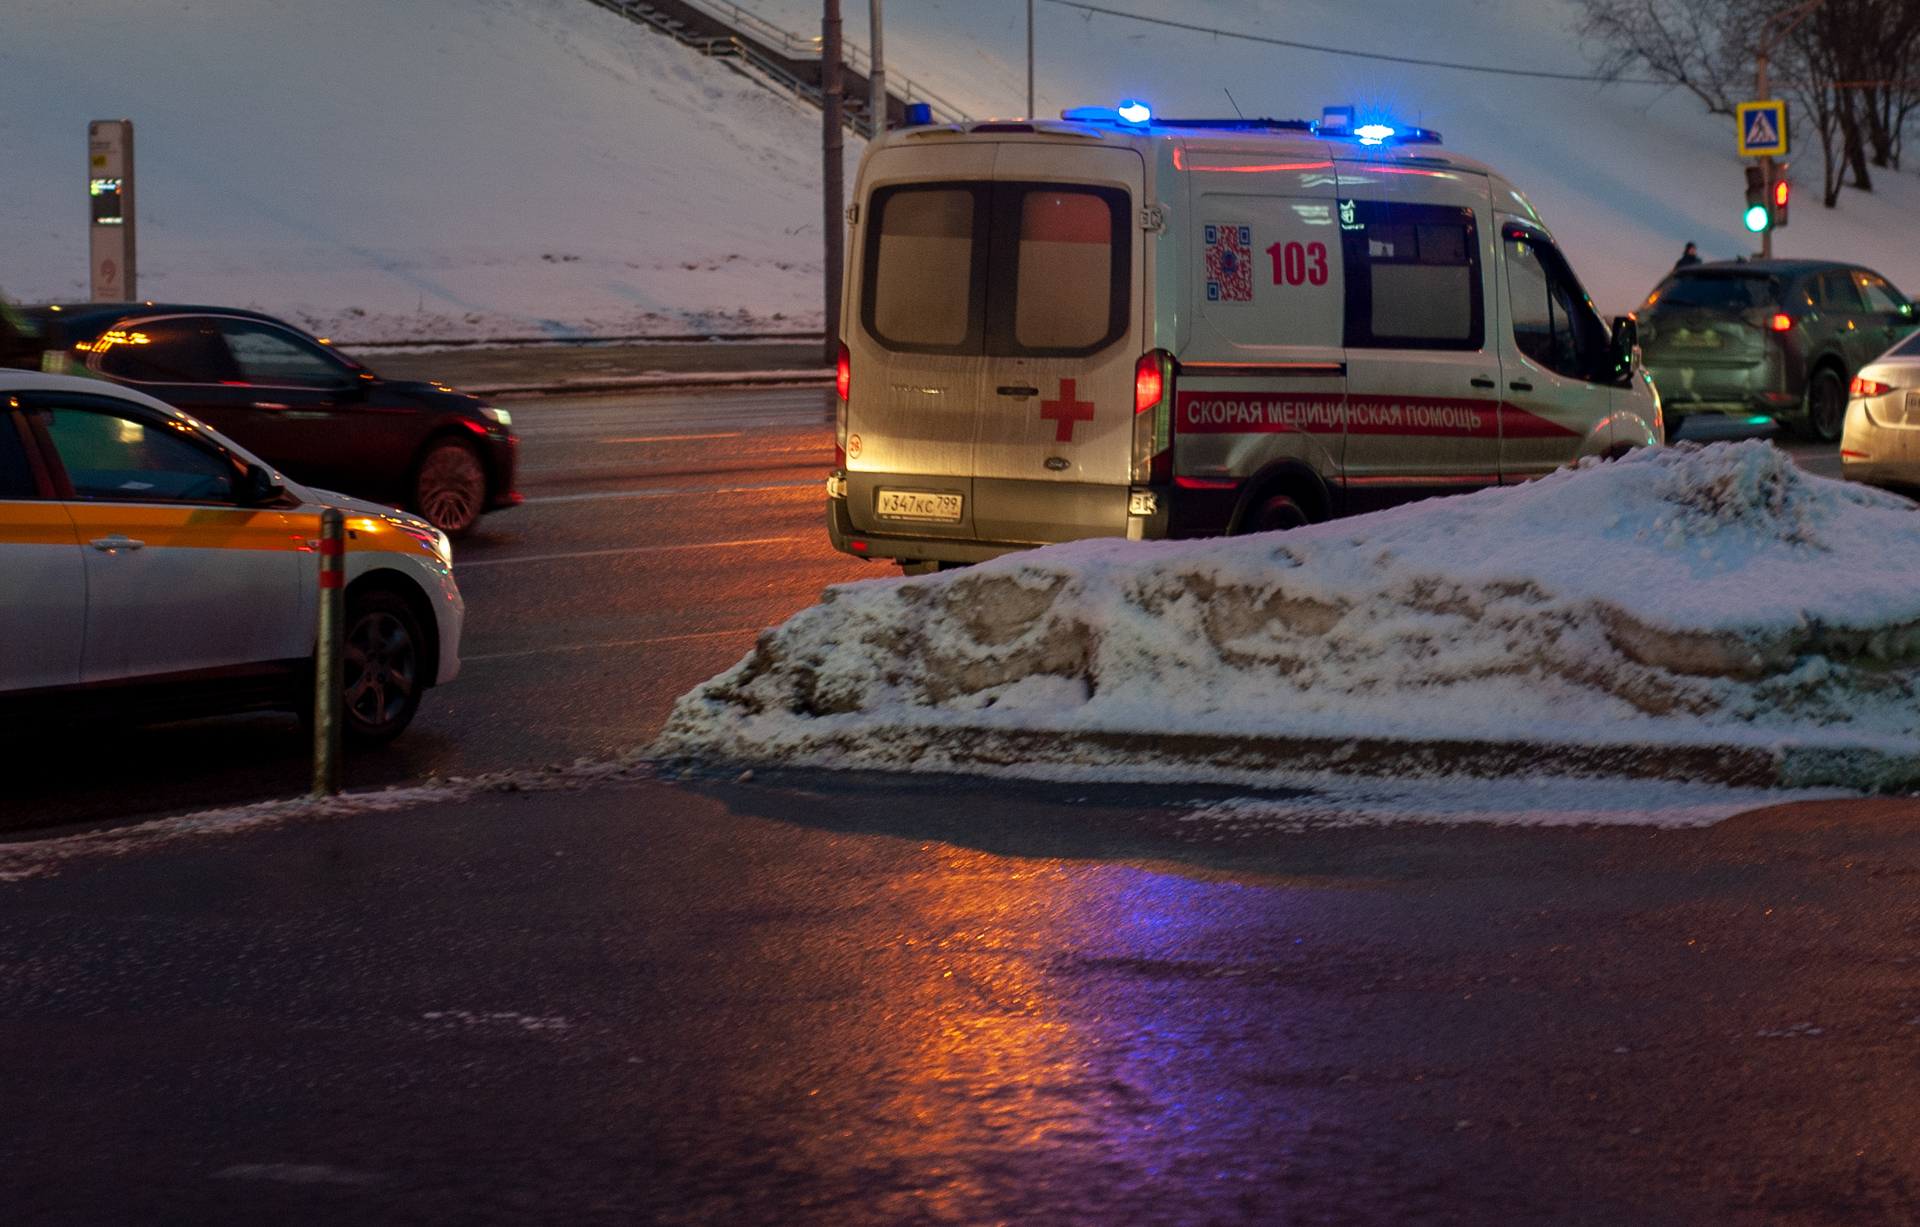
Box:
521;480;816;504
459;536;805;568
596;432;743;443
464;627;763;662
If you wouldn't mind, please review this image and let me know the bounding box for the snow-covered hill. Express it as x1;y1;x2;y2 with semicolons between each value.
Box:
0;0;861;341
4;0;1917;339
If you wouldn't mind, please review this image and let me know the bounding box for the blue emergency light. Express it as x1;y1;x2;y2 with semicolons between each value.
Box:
1117;100;1153;124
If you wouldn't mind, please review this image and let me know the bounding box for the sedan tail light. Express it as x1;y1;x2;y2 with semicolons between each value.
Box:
1851;376;1892;396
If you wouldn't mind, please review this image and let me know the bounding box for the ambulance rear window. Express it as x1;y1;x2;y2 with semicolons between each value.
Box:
861;181;1130;358
1340;201;1483;351
869;187;983;349
1014;191;1115;349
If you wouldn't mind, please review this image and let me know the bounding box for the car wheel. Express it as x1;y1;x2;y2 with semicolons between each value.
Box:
1802;368;1847;443
342;589;425;745
1243;493;1311;534
412;437;487;536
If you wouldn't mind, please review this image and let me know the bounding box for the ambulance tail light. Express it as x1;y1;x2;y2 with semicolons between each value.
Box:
1131;349;1174;485
1134;352;1163;413
1771;313;1795;332
834;341;850;464
835;342;851;401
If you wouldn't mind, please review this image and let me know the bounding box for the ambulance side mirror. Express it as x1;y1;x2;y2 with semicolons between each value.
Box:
1610;315;1637;355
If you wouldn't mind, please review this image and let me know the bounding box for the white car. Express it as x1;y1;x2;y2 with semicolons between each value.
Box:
1;371;462;742
1841;330;1920;496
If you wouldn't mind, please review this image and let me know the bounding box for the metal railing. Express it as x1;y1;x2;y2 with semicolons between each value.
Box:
591;0;969;131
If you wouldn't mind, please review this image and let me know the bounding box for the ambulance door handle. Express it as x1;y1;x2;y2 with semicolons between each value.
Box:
1509;380;1533;392
997;385;1039;398
1469;377;1496;389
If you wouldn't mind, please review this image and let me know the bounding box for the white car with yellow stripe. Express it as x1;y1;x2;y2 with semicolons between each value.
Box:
1;371;461;742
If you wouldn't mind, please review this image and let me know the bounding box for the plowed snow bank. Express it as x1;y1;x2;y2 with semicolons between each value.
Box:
655;443;1920;780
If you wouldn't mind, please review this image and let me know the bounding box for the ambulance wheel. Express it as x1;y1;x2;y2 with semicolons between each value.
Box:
1664;414;1687;444
412;437;488;536
1243;494;1311;534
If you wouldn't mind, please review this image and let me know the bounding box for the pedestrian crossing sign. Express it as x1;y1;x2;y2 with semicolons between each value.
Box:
1737;100;1789;157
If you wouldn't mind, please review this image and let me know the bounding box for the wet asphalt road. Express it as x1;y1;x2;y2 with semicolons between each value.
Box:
1;384;873;834
3;774;1919;1225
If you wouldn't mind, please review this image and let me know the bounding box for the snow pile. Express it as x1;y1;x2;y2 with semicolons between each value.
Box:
655;442;1920;781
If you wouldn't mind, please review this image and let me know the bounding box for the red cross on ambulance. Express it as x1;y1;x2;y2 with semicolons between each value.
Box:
1040;379;1095;442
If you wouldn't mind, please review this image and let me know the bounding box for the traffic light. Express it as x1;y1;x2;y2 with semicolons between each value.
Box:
1772;176;1790;228
1743;164;1771;233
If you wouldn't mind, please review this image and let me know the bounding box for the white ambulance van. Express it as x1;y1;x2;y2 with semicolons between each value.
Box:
826;106;1662;571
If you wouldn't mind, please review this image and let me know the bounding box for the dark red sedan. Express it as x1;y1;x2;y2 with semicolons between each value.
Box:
13;304;518;535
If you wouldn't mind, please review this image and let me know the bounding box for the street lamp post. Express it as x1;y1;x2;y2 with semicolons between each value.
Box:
1754;0;1826;258
823;0;844;368
870;0;885;136
1027;0;1035;118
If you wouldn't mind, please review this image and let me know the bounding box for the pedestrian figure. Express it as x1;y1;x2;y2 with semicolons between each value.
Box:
1674;242;1702;269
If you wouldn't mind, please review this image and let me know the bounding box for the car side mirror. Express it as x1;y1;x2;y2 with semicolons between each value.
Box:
1611;314;1638;354
234;462;285;505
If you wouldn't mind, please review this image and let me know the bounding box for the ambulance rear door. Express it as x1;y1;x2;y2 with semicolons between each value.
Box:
969;141;1145;543
1173;142;1347;531
1334;161;1502;513
842;141;996;544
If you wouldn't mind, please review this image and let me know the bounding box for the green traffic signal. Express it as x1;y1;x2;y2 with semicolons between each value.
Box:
1744;203;1771;232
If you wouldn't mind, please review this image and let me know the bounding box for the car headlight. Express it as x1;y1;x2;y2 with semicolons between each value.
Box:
480;406;512;427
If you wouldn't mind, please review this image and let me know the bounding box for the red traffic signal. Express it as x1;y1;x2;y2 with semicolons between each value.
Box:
1772;177;1790;228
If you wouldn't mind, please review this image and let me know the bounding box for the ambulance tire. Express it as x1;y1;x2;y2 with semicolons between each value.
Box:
1664;414;1687;444
1243;493;1312;535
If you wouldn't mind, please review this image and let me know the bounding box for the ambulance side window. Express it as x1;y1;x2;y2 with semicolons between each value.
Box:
1339;201;1482;351
1504;224;1609;382
861;183;989;355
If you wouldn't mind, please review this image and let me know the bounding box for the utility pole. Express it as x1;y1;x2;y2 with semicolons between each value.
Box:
869;0;885;137
1027;0;1035;118
1754;0;1826;258
823;0;844;367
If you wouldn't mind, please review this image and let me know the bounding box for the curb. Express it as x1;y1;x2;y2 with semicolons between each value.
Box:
473;369;833;398
655;727;1920;792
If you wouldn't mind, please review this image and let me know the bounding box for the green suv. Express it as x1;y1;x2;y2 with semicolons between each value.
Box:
1637;260;1915;442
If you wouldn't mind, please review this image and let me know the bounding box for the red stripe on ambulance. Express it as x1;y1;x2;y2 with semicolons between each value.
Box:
1176;392;1580;439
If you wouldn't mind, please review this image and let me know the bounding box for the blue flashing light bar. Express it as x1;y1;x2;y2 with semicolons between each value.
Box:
1056;103;1441;145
